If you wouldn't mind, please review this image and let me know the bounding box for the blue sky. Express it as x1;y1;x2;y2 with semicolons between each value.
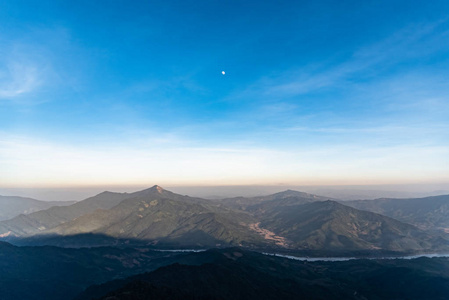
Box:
1;0;448;187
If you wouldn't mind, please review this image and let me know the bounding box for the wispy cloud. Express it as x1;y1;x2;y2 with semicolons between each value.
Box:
232;20;449;101
213;19;449;150
0;62;41;99
283;124;449;149
0;26;75;103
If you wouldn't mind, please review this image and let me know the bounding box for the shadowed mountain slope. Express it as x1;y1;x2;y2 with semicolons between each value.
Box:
0;241;197;300
76;248;449;300
2;243;448;300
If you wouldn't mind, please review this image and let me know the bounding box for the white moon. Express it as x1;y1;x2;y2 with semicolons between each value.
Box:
221;71;225;75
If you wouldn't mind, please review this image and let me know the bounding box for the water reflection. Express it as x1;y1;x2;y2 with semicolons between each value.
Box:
263;252;449;261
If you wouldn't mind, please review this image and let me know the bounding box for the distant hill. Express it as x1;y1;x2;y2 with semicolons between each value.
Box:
343;195;449;232
223;191;448;252
76;248;449;300
257;200;447;252
1;186;447;254
0;192;129;237
0;195;75;221
0;187;173;237
301;188;449;201
220;189;331;211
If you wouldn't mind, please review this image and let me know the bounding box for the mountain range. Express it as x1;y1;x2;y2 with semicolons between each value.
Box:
1;185;448;254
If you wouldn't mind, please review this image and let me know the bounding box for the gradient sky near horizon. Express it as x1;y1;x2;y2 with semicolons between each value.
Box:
1;0;449;187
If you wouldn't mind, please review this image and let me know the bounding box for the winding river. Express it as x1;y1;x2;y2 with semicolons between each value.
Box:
263;252;449;261
154;249;449;261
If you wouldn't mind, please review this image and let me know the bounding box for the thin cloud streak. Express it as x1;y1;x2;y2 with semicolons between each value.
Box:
0;62;41;99
231;20;449;101
286;124;449;135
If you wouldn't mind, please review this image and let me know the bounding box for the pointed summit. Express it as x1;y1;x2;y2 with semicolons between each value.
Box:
133;185;167;196
153;185;164;194
127;185;212;205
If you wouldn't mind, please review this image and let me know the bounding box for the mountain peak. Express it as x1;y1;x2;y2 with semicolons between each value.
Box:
134;185;167;195
151;185;164;193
